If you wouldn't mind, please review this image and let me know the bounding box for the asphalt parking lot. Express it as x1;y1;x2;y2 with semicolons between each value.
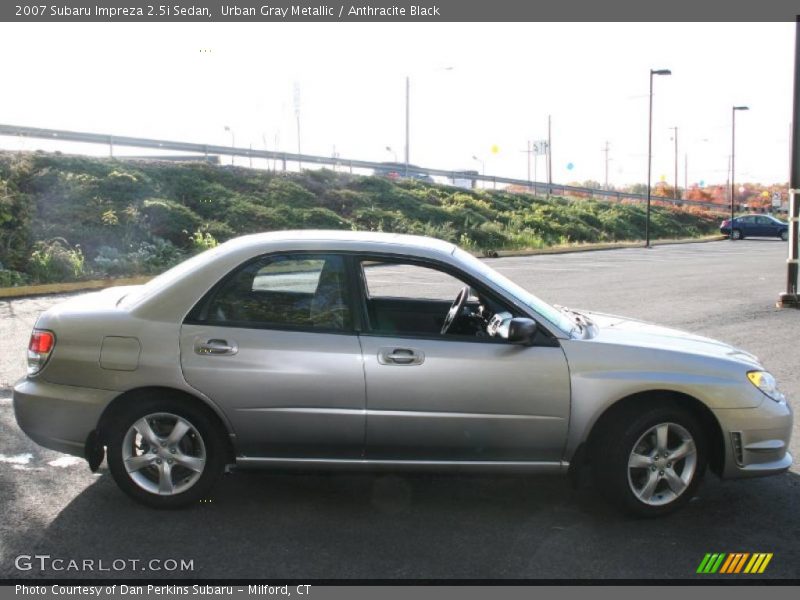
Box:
1;239;799;580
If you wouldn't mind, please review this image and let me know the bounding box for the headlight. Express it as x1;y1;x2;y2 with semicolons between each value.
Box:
747;371;785;402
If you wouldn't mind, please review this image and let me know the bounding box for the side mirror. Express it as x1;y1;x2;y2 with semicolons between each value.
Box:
504;318;537;345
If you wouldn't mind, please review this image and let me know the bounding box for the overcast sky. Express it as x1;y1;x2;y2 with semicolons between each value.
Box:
0;22;795;187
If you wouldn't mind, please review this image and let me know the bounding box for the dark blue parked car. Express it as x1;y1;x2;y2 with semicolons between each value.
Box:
720;214;789;240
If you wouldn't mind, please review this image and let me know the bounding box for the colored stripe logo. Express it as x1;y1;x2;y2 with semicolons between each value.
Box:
697;553;773;574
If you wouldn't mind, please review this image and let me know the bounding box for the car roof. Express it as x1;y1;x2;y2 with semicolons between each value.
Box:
220;229;458;255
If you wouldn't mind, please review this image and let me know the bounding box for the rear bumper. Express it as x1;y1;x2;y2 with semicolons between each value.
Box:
714;397;794;479
13;378;117;457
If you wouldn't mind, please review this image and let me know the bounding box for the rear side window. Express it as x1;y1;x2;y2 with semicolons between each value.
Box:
191;254;352;331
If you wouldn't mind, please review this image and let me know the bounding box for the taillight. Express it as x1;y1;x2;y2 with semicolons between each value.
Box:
27;329;55;376
721;219;730;227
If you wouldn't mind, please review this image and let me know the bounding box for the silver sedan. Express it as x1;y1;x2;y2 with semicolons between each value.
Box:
13;231;793;515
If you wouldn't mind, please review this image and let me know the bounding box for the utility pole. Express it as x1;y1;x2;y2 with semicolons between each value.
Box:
778;16;800;308
405;76;410;177
527;140;532;188
670;126;678;199
684;152;688;194
293;83;302;170
547;115;552;197
603;141;610;190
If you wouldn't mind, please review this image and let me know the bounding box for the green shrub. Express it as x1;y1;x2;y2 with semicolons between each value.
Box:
93;238;183;276
140;198;202;246
28;239;85;283
0;265;29;287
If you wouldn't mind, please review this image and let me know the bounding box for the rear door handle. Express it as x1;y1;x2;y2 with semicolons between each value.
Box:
378;347;424;366
195;338;238;356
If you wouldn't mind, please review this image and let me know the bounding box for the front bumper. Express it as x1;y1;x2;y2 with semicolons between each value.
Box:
714;395;794;478
13;378;117;457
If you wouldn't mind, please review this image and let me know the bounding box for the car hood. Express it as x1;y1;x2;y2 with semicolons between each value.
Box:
577;310;761;367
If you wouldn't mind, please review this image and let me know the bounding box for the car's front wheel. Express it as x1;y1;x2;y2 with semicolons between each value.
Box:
594;404;707;517
106;395;227;508
780;229;789;241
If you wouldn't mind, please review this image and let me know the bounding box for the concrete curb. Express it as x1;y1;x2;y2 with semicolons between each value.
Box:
0;276;152;300
483;235;725;258
0;236;725;300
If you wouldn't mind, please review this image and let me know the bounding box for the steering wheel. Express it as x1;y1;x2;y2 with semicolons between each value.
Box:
441;285;471;335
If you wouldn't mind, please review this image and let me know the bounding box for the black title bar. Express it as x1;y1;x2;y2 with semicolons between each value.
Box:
3;0;800;22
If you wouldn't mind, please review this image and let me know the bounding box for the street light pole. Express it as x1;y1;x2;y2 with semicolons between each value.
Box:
646;68;672;248
472;155;485;188
731;105;750;238
224;126;234;165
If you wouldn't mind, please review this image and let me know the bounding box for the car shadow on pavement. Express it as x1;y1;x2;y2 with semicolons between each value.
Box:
8;467;800;580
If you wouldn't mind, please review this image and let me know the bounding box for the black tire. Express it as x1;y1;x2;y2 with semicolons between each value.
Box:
592;402;707;517
780;229;788;241
106;393;228;509
731;229;743;240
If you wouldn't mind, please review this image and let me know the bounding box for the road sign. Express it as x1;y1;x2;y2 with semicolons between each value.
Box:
772;192;782;208
532;140;548;155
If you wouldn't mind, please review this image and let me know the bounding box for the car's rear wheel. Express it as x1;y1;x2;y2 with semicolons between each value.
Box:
106;395;227;508
780;229;788;241
593;404;707;517
731;229;743;240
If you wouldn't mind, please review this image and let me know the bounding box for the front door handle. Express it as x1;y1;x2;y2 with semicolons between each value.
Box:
195;338;238;356
378;347;424;366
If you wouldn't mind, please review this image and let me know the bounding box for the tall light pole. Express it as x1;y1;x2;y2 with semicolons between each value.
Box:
472;155;485;175
472;155;485;188
602;141;610;190
646;68;672;248
731;105;750;236
224;125;234;165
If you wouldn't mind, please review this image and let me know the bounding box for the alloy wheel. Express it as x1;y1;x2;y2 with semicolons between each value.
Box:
627;422;697;506
122;412;206;495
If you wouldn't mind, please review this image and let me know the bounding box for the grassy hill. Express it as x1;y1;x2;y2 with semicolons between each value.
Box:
0;151;719;286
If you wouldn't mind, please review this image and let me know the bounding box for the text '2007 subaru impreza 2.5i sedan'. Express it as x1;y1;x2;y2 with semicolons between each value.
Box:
13;230;793;515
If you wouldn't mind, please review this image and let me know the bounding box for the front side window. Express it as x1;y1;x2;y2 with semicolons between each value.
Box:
362;261;469;302
359;258;513;339
194;254;351;331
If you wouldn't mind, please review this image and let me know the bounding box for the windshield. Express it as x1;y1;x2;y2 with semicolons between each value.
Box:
454;249;577;335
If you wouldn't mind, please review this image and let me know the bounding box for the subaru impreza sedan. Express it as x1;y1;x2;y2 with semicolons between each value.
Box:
13;231;793;515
